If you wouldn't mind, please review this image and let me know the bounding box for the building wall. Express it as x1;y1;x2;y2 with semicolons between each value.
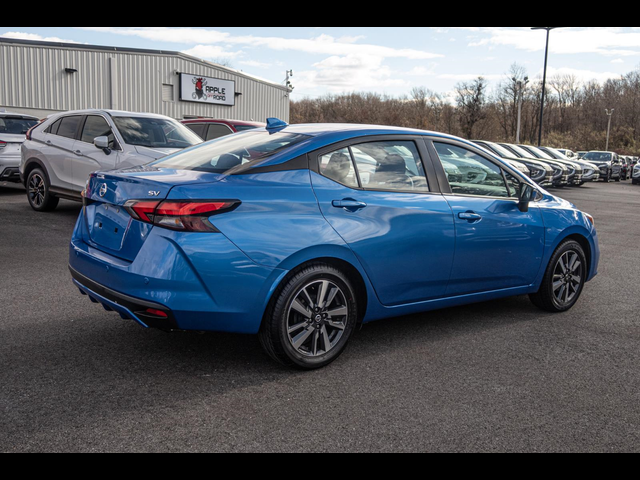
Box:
0;41;290;122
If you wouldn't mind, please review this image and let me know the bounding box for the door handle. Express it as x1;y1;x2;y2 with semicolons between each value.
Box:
74;150;84;157
332;199;367;211
46;140;53;145
458;212;483;222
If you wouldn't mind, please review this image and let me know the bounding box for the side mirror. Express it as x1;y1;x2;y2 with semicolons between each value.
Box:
518;183;536;213
94;136;111;155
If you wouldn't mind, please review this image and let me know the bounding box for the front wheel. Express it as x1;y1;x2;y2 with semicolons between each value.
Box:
27;168;59;212
530;240;587;313
259;264;358;370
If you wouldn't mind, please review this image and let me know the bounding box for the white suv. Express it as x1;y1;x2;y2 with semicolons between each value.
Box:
0;112;40;184
20;109;203;211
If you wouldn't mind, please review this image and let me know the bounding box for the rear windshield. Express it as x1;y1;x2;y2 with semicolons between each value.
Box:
0;117;39;135
113;117;203;149
583;152;613;162
151;131;310;173
234;125;262;132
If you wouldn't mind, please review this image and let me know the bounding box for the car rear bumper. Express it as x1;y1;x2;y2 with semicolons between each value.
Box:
0;167;21;182
70;266;179;331
69;211;287;335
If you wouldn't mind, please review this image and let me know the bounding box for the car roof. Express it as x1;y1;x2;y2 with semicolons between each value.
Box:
0;112;39;120
47;109;178;120
265;123;465;141
182;119;266;127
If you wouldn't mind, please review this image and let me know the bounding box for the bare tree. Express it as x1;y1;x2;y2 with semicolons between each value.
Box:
455;77;488;139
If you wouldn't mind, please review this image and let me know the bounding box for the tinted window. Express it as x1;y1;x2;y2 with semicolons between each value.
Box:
319;148;359;188
113;117;202;149
351;141;429;192
185;123;207;139
56;116;83;139
206;124;233;141
235;125;261;132
434;143;510;198
81;116;114;146
583;152;614;162
0;117;38;134
151;131;309;174
46;119;62;135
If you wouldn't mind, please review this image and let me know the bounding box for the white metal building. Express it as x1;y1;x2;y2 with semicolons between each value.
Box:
0;37;290;122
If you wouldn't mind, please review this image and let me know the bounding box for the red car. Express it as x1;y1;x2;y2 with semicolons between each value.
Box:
181;119;266;142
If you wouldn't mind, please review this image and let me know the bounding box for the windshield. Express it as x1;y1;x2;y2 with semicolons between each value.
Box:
522;146;554;160
113;117;203;149
151;131;310;174
583;152;613;162
502;144;532;159
0;117;39;135
484;142;514;159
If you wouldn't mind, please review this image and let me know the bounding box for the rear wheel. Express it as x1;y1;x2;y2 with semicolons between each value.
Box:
530;240;587;313
27;168;59;212
259;263;358;370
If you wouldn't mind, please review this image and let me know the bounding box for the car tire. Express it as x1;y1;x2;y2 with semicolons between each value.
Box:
26;168;59;212
530;240;588;313
259;263;358;370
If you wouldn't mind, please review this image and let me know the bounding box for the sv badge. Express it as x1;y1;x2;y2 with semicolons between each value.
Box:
148;191;161;197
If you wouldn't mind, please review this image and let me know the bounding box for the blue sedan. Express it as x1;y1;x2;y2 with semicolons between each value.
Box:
69;120;600;369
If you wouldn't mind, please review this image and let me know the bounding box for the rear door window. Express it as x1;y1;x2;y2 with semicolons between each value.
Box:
319;148;359;188
206;124;233;141
351;141;429;193
56;116;83;140
185;123;207;139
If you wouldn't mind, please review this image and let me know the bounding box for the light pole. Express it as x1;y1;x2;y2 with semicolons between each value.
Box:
515;76;529;144
532;27;565;146
606;109;615;151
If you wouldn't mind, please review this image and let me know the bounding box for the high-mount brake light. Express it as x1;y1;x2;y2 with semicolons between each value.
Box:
123;200;240;232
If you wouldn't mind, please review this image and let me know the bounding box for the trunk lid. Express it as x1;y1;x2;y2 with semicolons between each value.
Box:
83;168;225;261
0;134;26;156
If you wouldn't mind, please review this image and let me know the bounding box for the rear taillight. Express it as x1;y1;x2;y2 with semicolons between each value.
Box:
25;120;44;141
0;141;6;149
124;200;240;232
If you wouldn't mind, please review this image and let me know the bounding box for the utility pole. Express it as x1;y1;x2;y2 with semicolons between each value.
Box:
516;77;529;144
531;27;565;146
606;109;615;151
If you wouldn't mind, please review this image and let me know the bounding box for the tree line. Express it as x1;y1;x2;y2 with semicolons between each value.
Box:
290;64;640;155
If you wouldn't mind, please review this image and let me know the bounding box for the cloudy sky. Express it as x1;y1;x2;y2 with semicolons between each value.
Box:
2;27;639;98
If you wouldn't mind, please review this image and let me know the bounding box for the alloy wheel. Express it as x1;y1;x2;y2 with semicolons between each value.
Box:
286;280;349;358
552;251;583;307
28;173;46;208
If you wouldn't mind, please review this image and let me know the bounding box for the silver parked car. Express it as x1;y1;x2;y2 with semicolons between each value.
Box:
0;112;40;184
20;110;203;211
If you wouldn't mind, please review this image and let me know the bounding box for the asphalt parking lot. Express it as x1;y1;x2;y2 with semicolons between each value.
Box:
1;180;639;453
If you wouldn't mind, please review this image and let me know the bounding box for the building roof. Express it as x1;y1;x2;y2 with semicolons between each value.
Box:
0;36;289;92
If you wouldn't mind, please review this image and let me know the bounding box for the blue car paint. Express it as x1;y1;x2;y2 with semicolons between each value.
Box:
69;124;600;335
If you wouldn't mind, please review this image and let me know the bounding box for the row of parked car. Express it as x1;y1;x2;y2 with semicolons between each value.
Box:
1;108;637;214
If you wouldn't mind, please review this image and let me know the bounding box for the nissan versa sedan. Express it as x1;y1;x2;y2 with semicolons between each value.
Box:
69;121;600;369
20;110;203;211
